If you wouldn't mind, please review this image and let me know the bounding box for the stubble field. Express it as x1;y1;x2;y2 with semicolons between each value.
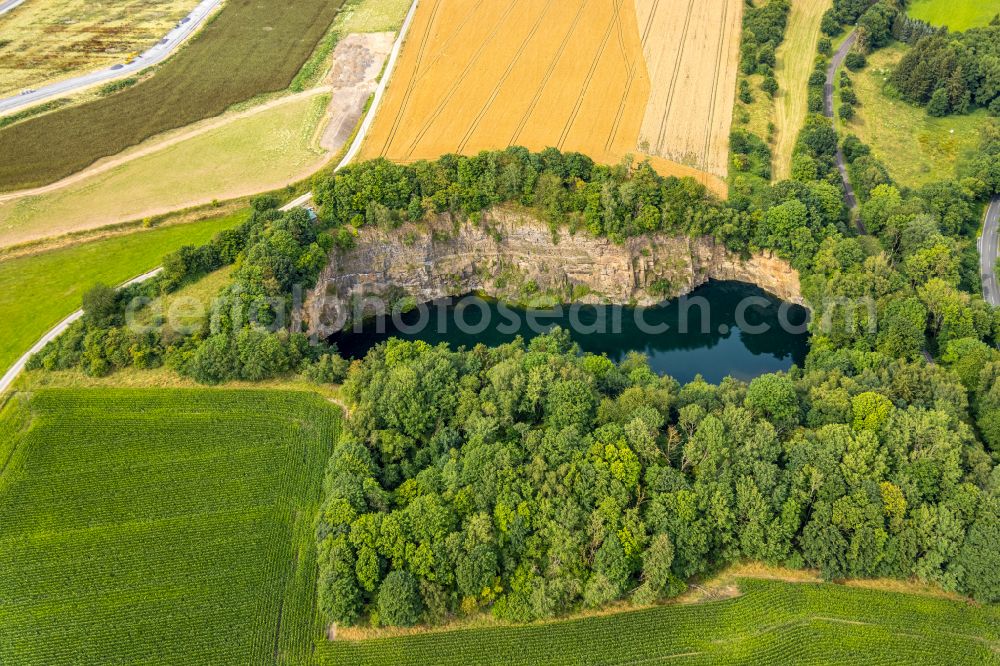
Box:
634;0;742;179
361;0;741;195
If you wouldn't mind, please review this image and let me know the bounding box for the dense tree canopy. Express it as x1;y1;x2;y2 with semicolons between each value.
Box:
315;331;999;628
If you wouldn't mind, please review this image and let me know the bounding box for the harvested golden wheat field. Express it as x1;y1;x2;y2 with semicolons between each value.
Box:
361;0;743;195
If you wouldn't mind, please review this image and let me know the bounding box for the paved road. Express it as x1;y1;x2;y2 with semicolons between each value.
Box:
0;0;222;116
825;31;866;233
0;0;27;16
980;196;1000;307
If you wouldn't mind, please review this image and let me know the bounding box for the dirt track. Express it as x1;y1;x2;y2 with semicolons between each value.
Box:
360;0;732;194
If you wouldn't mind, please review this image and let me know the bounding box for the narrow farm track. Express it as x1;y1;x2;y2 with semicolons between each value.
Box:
0;88;329;205
0;2;421;392
457;0;556;153
825;30;864;230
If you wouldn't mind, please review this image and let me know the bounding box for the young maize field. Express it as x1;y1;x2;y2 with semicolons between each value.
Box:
0;388;341;665
319;578;1000;664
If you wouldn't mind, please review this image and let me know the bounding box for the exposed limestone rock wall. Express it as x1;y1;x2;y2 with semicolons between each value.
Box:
305;208;803;336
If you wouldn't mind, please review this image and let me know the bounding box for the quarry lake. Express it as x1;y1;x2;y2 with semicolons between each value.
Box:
333;281;810;384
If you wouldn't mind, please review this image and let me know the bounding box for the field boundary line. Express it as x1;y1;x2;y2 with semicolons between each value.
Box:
605;0;639;153
456;0;557;154
510;0;592;146
402;0;521;159
700;0;731;172
654;0;696;154
557;0;623;150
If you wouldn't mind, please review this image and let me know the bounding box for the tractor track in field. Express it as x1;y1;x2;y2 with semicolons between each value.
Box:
606;0;639;152
411;0;488;84
403;0;520;158
557;0;623;150
700;0;730;170
379;0;443;155
457;0;556;154
654;0;696;154
510;0;592;147
639;0;660;48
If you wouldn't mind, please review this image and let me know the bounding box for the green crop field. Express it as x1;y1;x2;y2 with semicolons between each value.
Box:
320;578;1000;665
907;0;1000;32
0;388;341;664
0;0;345;192
0;211;245;376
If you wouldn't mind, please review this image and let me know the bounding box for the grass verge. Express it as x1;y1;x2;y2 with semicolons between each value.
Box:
0;93;328;247
839;44;990;188
0;211;245;374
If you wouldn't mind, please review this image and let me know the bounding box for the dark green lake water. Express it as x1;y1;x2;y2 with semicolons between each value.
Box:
333;281;809;384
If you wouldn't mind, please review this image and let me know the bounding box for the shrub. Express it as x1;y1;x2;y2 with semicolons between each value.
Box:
845;52;867;71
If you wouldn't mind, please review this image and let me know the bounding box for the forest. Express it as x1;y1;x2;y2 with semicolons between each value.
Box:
316;330;1000;627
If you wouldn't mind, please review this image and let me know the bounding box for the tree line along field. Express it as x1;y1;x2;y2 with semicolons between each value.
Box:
0;388;341;664
0;0;346;192
359;0;738;195
0;0;201;99
320;578;1000;665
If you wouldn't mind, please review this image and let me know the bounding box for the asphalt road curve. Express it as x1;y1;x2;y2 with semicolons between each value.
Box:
825;31;865;232
981;196;1000;307
0;0;222;116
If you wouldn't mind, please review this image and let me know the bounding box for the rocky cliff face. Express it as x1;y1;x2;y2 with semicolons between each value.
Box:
305;209;803;336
